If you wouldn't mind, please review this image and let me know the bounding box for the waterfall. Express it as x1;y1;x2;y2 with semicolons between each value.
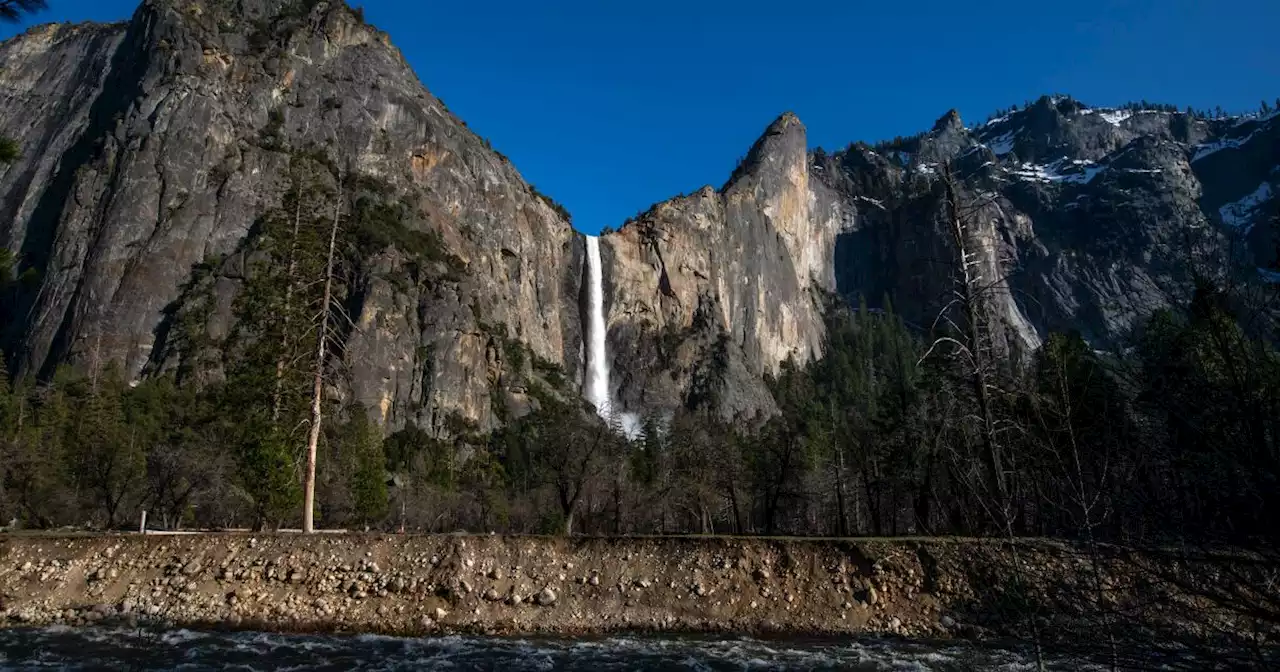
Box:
584;235;642;438
584;235;611;419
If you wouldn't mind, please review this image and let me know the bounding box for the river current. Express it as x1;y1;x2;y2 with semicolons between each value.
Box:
0;626;1244;671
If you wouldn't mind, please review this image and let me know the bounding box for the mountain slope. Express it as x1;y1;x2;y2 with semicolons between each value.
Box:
0;0;584;434
1;1;1276;430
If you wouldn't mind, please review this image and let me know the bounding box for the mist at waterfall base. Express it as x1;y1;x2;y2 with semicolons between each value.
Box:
0;626;1173;670
583;235;643;440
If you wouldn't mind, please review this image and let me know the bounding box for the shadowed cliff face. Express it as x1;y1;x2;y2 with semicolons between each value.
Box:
1;3;1276;430
0;0;583;434
808;99;1276;356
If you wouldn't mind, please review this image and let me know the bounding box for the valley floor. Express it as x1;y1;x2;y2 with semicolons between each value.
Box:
0;534;1275;657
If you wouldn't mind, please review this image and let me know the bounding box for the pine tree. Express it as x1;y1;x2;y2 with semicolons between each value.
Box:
342;405;388;528
72;361;144;528
0;137;18;164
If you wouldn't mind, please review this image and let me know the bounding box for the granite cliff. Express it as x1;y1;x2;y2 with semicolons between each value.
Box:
0;0;585;435
2;1;1277;430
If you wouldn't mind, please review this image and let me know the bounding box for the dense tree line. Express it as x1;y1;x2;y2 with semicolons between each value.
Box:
4;270;1275;544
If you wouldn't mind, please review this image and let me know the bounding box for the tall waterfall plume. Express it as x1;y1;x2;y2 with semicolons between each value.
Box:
584;235;611;418
583;235;642;438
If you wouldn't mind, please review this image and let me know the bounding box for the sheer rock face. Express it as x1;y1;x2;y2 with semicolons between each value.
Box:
0;0;581;434
600;113;847;420
2;2;1277;431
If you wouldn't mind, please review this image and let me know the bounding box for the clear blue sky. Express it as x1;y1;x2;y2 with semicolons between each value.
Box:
4;1;1278;234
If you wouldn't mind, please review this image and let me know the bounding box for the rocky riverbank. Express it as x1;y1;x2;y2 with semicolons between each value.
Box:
0;534;1274;648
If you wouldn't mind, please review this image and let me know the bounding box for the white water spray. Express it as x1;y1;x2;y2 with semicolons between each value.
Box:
583;235;642;439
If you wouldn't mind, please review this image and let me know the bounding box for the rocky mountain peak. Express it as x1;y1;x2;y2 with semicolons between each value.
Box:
932;108;963;132
723;111;807;191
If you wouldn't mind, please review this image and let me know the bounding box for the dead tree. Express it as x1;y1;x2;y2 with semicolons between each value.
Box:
921;166;1012;533
302;168;344;534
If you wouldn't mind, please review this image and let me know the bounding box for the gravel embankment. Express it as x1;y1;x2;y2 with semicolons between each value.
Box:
0;534;1269;647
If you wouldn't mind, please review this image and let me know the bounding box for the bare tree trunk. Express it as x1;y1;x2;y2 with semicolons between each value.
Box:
302;171;343;534
942;169;1010;532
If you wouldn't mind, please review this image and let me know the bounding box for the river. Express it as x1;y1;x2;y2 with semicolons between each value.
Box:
0;626;1243;670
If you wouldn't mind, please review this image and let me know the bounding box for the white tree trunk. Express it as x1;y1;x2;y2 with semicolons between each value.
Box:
303;172;342;534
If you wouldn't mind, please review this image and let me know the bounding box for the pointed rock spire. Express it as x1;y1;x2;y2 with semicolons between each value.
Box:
723;111;807;191
933;108;964;133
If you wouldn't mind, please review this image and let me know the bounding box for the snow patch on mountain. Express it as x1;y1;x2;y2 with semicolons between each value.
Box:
1007;158;1106;185
978;113;1011;129
1193;121;1273;162
1219;181;1274;233
1096;110;1132;126
984;131;1016;156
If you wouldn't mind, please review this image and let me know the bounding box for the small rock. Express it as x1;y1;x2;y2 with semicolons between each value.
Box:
890;617;903;630
867;586;879;606
483;588;501;601
289;571;303;583
420;615;435;628
508;594;523;606
694;583;707;597
753;568;771;582
941;615;956;628
459;579;473;594
635;578;651;589
536;588;557;606
588;574;600;587
20;561;33;572
434;607;448;620
488;568;504;580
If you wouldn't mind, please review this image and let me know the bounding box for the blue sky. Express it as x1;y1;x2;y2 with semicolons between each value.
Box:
4;1;1278;234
